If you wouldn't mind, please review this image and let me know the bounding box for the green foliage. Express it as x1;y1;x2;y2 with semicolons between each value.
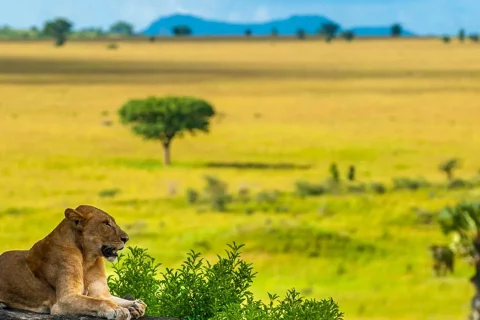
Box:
442;35;451;43
392;177;430;191
447;178;474;190
172;25;192;36
108;243;342;320
107;247;162;315
347;165;356;181
470;34;479;42
118;96;215;165
329;163;340;183
186;188;200;204
341;31;355;41
42;17;73;46
439;158;459;181
438;202;480;258
211;291;343;320
149;36;156;42
203;175;232;212
458;29;466;42
369;182;387;194
296;29;306;40
391;23;402;37
319;23;340;40
295;181;327;197
106;43;118;50
109;21;134;36
98;188;121;198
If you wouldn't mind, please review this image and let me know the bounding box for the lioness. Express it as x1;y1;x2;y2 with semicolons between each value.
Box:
0;205;146;320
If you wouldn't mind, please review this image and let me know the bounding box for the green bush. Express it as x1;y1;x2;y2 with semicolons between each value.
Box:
369;182;387;194
107;247;162;315
447;178;474;190
392;177;430;191
203;175;232;211
295;181;327;197
186;188;200;204
98;188;121;198
108;243;343;320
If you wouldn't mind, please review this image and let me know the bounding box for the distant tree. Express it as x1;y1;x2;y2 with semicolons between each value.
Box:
439;159;459;181
296;28;306;40
245;29;252;37
458;29;466;42
42;18;73;46
149;36;156;42
172;25;192;36
391;23;402;37
470;34;479;42
330;163;340;183
271;27;278;37
319;23;340;41
109;21;134;36
442;35;451;44
118;96;216;166
341;30;355;41
347;165;356;181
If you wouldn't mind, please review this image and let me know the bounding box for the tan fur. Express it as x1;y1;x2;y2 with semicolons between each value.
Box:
0;205;147;320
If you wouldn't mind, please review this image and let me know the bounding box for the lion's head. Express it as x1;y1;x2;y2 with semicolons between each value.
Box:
64;205;129;262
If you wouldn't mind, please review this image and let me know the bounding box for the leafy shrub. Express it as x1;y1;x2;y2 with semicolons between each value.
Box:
330;163;340;183
203;175;232;211
447;178;474;190
369;182;387;194
439;158;459;181
347;165;356;181
346;183;366;194
295;181;327;197
98;188;121;198
393;177;430;191
107;42;118;50
108;247;162;315
186;188;199;204
211;291;343;320
108;243;343;320
470;34;479;42
442;35;451;43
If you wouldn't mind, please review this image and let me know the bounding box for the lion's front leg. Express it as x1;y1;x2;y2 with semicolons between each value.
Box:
54;270;131;320
87;279;146;319
111;296;147;319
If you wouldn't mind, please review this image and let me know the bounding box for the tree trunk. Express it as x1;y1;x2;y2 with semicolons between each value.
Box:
163;142;171;166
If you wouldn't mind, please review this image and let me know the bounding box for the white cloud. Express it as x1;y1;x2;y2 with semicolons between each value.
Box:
253;6;271;22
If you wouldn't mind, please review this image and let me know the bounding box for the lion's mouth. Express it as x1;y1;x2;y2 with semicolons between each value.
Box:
101;245;123;260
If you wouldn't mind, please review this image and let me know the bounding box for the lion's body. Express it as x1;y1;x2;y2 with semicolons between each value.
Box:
0;205;146;320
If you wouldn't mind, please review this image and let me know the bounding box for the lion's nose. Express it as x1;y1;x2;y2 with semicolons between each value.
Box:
121;236;129;244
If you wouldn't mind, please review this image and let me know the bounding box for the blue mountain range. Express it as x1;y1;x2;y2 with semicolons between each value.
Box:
142;14;416;37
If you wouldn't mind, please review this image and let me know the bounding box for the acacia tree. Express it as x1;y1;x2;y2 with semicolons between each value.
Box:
118;96;216;166
43;18;73;46
391;23;402;37
109;21;134;36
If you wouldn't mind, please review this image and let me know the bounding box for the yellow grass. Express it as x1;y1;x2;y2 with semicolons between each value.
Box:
1;39;480;319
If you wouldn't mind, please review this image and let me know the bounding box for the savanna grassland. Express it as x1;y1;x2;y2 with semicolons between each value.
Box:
1;38;480;319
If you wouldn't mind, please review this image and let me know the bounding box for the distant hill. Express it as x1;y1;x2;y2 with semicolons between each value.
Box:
349;26;416;37
142;14;337;36
142;14;417;38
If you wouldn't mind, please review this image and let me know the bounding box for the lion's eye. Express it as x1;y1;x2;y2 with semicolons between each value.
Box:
105;222;112;227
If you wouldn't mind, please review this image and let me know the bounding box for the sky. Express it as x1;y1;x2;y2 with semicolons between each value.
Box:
0;0;479;35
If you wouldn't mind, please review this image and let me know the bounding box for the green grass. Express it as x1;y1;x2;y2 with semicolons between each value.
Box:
1;39;480;319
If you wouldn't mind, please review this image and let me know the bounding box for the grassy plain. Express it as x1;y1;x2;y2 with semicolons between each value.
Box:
1;38;480;319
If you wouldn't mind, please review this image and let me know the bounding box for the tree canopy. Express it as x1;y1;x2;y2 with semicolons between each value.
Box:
42;18;73;46
118;96;216;166
109;21;134;36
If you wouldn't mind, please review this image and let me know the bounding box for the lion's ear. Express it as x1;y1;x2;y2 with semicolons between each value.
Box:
65;208;91;228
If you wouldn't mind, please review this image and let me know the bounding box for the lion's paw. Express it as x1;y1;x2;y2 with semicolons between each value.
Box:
103;306;132;320
128;300;147;319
